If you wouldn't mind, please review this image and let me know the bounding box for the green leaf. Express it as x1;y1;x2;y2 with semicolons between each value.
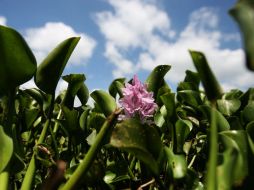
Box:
0;25;36;95
177;90;203;108
109;78;125;98
0;126;13;173
91;90;117;117
219;130;249;184
62;74;86;108
217;99;241;116
229;0;254;70
217;147;238;190
77;84;89;106
242;102;254;123
175;119;192;154
35;37;80;94
199;105;230;131
61;106;79;132
110;118;162;175
164;147;187;179
184;70;200;88
160;92;175;120
189;50;223;101
146;65;171;97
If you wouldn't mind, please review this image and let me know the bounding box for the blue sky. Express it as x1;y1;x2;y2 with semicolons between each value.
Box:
1;0;253;95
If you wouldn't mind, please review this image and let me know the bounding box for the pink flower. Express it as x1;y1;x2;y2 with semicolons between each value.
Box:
119;75;157;122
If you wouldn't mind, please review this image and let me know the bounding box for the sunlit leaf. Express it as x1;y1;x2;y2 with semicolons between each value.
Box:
109;78;125;98
217;99;241;116
164;147;187;179
0;126;13;173
0;25;36;95
91;90;117;116
35;37;80;94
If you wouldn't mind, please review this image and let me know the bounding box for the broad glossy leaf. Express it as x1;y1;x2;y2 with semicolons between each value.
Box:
87;112;106;131
177;90;203;108
217;147;238;190
246;122;254;154
35;37;80;94
246;121;254;142
146;65;171;97
110;118;162;175
62;74;86;108
109;78;125;98
184;70;200;88
189;50;223;101
77;84;89;106
177;82;199;91
91;90;117;117
199;105;230;131
79;107;90;132
217;99;241;116
160;92;175;119
242;102;254;123
219;130;249;184
61;106;79;132
0;126;13;173
175;119;192;154
0;25;36;95
230;0;254;70
164;147;187;179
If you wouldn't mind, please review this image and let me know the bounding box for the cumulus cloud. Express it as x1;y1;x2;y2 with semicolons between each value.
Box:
24;22;96;65
0;16;7;26
96;1;251;91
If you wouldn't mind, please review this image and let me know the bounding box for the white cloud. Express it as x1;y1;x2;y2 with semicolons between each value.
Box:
24;22;96;65
0;16;7;26
96;1;252;91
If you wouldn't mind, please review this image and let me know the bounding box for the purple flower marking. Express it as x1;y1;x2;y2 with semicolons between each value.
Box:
119;75;157;122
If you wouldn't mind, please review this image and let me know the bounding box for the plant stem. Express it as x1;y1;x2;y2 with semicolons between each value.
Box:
21;95;55;190
206;103;218;190
61;109;120;190
21;119;51;190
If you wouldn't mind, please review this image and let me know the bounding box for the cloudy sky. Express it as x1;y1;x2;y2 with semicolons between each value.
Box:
0;0;252;94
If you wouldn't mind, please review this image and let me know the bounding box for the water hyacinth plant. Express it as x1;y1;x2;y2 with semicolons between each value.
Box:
0;0;254;189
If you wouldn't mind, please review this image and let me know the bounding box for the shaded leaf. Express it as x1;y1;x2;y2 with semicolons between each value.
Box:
62;74;86;108
0;25;36;95
189;50;222;101
146;65;171;98
230;0;254;70
199;105;230;131
109;78;125;98
110;118;162;175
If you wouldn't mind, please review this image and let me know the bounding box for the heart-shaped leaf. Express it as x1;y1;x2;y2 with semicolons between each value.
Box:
217;99;241;116
0;25;36;95
35;37;80;94
110;118;162;175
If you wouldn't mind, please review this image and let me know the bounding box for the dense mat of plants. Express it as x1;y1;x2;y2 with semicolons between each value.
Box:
0;0;254;189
